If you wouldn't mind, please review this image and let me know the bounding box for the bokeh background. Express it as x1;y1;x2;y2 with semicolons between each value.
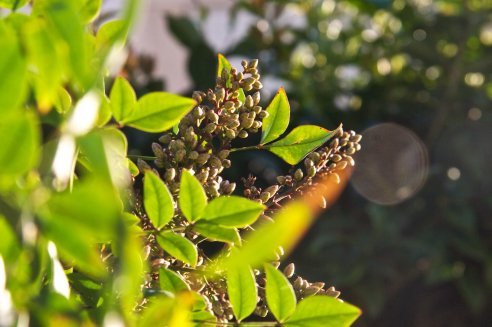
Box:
107;0;492;326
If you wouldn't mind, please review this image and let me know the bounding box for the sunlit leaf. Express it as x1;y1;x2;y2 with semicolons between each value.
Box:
156;232;198;267
266;125;341;165
123;92;196;132
202;196;265;228
179;170;207;222
284;296;361;327
265;263;297;322
227;260;257;322
143;171;174;229
0;111;40;177
223;201;312;269
159;268;190;294
261;87;290;144
192;222;241;244
96;19;127;47
139;293;194;327
110;76;136;123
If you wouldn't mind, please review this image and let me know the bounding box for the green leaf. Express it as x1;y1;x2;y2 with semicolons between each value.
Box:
127;159;139;177
156;231;198;267
217;54;232;88
284;296;361;327
265;263;297;322
0;111;40;177
193;222;241;244
123;92;196;132
179;170;207;222
96;19;127;48
261;87;290;144
110;76;136;123
78;0;102;23
143;171;174;229
0;22;28;113
159;268;190;293
227;260;257;322
222;201;313;269
266;125;341;165
96;93;112;126
202;196;265;228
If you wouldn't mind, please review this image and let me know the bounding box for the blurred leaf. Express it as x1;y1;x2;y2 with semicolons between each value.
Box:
193;222;241;244
127;159;139;177
0;215;20;264
156;232;198;267
227;260;257;322
96;19;127;47
202;196;265;228
123;92;196;132
96;93;112;126
266;125;341;165
110;76;136;123
179;170;207;222
261;87;290;144
0;22;28;113
284;296;361;327
139;293;194;327
23;18;65;112
0;111;40;177
78;0;102;23
159;268;190;294
166;15;201;48
191;310;216;324
223;201;312;269
265;263;296;322
54;87;72;114
143;171;174;229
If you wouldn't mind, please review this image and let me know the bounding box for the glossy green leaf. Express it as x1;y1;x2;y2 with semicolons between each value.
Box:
227;260;257;322
110;76;136;123
193;222;241;244
179;170;207;222
0;111;40;177
159;268;190;293
265;263;297;322
0;22;28;113
123;92;196;132
223;201;313;269
202;196;265;228
156;232;198;267
261;87;290;144
284;296;361;327
266;125;341;165
143;171;174;229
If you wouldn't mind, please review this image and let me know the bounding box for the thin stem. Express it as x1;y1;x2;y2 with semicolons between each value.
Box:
230;145;263;152
127;155;157;160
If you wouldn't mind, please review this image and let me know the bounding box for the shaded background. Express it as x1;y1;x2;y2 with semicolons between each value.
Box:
108;0;492;326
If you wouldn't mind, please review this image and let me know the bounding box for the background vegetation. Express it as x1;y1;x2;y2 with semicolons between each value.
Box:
163;0;492;326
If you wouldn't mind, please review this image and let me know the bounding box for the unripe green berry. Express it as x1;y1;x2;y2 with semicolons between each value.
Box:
260;191;271;203
294;168;304;181
204;123;217;134
307;166;316;177
207;111;219;124
188;151;199;160
225;129;236;139
283;263;295;278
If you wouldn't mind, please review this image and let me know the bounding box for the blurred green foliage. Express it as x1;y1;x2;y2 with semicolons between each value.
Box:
167;0;492;326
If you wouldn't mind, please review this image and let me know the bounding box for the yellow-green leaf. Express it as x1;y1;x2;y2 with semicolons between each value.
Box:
143;171;174;229
159;268;190;294
110;76;136;123
284;296;361;327
266;125;341;165
179;170;207;222
193;222;241;244
123;92;196;132
156;232;198;267
202;196;265;228
227;260;257;322
261;87;290;144
265;263;297;322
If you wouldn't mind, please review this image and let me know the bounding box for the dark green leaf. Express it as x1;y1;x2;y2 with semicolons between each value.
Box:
265;263;296;322
284;296;361;327
123;92;196;132
143;171;174;229
156;232;198;267
159;268;190;293
193;222;241;244
179;170;207;222
0;111;40;177
227;260;257;322
261;87;290;144
202;196;265;228
110;76;136;123
266;125;341;165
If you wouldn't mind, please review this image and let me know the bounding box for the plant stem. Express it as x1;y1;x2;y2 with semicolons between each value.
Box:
230;145;264;152
127;155;157;160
